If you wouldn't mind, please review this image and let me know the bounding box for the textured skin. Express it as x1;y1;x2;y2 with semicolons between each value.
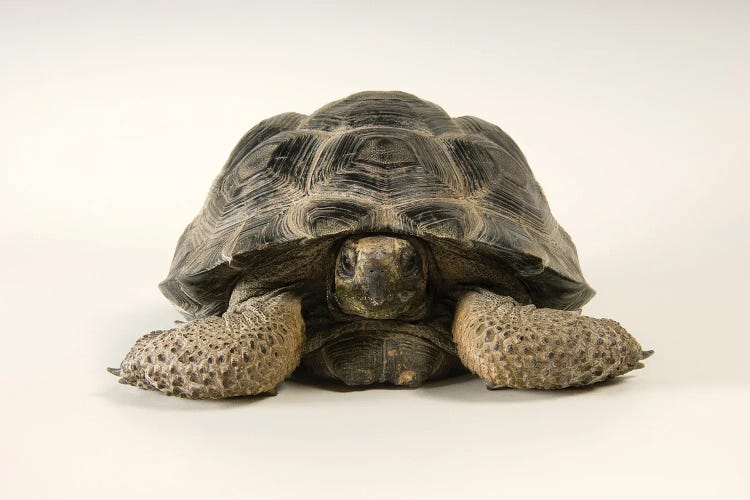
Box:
453;289;647;389
111;290;304;399
159;91;594;319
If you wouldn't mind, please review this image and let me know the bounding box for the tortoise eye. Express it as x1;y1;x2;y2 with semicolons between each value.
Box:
401;252;421;276
339;253;355;277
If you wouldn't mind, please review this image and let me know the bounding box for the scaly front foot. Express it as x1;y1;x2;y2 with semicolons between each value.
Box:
452;288;652;389
109;289;305;399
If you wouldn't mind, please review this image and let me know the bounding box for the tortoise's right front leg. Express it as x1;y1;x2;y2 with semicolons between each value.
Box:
109;289;305;399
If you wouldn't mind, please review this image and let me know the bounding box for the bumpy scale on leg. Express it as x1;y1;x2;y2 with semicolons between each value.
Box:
110;290;305;399
453;289;651;389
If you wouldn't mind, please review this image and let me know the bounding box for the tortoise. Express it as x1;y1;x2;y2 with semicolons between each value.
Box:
108;91;652;399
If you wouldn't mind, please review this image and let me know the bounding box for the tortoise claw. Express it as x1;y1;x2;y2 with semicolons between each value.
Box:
486;384;507;390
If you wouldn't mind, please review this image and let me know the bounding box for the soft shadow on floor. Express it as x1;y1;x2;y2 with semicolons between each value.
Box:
291;372;637;402
288;374;429;393
288;371;479;393
98;369;639;410
95;379;280;411
417;374;636;403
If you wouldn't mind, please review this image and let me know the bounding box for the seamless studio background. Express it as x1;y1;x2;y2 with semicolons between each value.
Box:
1;2;748;499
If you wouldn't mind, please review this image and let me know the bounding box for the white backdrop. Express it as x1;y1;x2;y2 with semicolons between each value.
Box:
2;2;748;499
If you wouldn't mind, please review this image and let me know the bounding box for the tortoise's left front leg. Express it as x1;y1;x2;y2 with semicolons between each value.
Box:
452;288;652;389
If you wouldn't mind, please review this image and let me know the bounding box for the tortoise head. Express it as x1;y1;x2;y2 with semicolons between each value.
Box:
333;235;428;320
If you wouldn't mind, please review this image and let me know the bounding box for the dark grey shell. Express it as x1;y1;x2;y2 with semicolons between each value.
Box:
160;91;594;318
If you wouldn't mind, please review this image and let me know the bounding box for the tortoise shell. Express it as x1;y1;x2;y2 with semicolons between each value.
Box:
160;91;594;318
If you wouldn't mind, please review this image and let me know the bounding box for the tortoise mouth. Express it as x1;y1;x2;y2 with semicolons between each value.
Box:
302;319;457;356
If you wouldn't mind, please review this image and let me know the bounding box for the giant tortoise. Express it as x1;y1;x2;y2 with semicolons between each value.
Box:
108;91;651;398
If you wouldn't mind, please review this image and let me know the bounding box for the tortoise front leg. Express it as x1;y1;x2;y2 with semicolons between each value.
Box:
108;289;305;399
452;288;652;389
